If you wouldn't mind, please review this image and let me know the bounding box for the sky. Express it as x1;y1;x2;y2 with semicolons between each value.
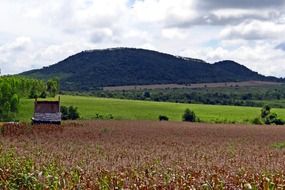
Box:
0;0;285;77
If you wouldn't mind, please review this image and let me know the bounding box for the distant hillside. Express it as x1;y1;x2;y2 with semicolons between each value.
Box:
21;48;282;91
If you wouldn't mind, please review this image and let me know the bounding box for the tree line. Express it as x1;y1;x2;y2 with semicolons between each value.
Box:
0;76;59;121
80;85;285;108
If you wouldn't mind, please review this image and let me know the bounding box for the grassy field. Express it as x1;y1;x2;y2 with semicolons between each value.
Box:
17;95;285;123
1;121;285;189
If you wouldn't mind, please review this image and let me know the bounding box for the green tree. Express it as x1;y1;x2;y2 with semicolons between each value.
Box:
29;86;38;99
39;91;47;98
261;105;271;118
47;79;59;97
182;108;198;122
0;76;47;121
0;82;12;103
143;91;151;98
260;105;284;125
2;101;11;118
10;94;19;113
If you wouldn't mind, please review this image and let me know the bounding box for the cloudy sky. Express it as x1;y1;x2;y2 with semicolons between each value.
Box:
0;0;285;77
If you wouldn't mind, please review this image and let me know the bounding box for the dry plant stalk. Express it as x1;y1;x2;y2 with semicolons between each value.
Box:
1;121;285;189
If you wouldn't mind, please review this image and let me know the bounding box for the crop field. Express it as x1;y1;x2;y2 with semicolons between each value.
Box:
1;121;285;189
103;81;281;91
17;95;285;124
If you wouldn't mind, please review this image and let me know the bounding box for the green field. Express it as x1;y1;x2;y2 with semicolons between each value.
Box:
17;95;285;123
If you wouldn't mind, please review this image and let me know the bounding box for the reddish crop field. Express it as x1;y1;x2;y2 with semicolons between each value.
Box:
103;81;281;91
1;121;285;189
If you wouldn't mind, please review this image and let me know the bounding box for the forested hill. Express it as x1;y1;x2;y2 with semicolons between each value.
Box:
21;48;283;91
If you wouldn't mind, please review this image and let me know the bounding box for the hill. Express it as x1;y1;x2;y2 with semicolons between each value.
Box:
21;48;282;91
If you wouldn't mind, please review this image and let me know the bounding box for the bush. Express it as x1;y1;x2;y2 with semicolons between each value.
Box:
159;115;169;121
260;105;284;125
69;106;80;120
252;117;263;125
60;106;80;120
61;106;69;120
182;109;198;122
261;105;271;118
264;113;285;125
143;91;151;98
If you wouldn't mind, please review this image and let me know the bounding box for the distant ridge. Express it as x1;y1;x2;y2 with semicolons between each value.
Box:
21;48;283;91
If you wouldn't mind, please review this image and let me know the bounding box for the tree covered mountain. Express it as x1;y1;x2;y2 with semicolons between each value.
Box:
21;48;282;91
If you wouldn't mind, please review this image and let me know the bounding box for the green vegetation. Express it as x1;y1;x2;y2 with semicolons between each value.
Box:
17;95;285;124
0;76;59;121
0;77;42;121
0;146;82;189
260;105;284;125
158;115;169;121
84;84;285;108
182;108;199;122
61;106;80;120
272;142;285;149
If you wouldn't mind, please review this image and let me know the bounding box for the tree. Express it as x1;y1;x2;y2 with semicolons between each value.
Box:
47;79;59;97
261;105;271;118
29;86;38;99
143;91;151;98
260;105;284;125
2;101;10;118
39;91;47;98
264;113;284;125
0;82;12;103
10;94;19;113
0;76;47;121
182;108;198;122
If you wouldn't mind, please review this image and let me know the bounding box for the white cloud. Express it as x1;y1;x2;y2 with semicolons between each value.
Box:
0;0;285;78
131;0;198;25
182;42;285;77
0;37;34;74
220;20;285;40
161;28;187;40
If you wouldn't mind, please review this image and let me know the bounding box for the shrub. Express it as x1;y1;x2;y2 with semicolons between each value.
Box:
264;113;284;125
69;106;80;120
61;106;69;120
143;91;151;98
260;105;284;125
106;114;114;120
95;114;104;120
252;117;263;125
60;106;80;120
182;109;198;122
159;115;169;121
261;105;271;118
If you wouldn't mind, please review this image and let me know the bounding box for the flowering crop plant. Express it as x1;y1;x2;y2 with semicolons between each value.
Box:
1;121;285;189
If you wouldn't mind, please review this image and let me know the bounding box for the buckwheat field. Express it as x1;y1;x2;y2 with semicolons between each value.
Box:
1;121;285;189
